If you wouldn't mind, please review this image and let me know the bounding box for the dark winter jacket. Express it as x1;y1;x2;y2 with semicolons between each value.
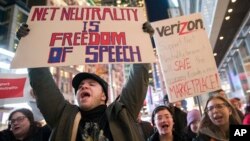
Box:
147;131;182;141
28;64;149;141
182;127;198;141
0;125;51;141
138;120;154;141
196;127;228;141
172;107;187;134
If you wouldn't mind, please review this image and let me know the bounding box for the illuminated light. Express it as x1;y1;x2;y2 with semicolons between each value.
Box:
219;36;224;40
123;4;128;7
231;0;236;3
0;62;10;69
148;69;152;73
15;69;28;74
0;48;15;57
117;0;121;4
213;53;217;56
225;16;230;20
228;9;233;13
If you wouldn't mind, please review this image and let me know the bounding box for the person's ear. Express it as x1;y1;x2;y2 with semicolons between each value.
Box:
101;92;106;101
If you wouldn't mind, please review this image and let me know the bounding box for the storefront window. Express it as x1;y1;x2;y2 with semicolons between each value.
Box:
226;62;234;92
228;57;242;92
16;9;28;24
0;8;11;49
235;50;244;73
245;35;250;53
239;41;250;60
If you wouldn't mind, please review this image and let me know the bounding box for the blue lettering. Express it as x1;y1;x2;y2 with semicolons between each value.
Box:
116;46;123;62
108;46;115;62
99;46;108;62
85;46;98;62
48;47;62;63
130;46;141;62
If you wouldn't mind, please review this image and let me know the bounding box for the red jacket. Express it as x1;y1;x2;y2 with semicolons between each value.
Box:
243;113;250;125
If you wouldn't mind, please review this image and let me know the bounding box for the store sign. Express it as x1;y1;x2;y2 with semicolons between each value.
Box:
11;6;155;68
152;13;221;102
0;74;32;105
0;78;26;98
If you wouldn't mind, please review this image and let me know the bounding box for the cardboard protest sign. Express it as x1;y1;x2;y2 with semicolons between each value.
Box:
152;13;221;102
11;6;155;68
0;73;32;106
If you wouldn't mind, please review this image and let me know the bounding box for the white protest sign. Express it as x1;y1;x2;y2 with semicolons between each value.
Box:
152;13;221;102
11;6;155;68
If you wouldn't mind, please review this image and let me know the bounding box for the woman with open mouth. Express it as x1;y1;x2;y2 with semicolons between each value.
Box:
196;95;242;141
0;108;51;141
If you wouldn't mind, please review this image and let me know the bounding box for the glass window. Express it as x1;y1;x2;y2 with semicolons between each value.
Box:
226;63;235;91
234;51;244;73
0;8;11;22
239;41;249;60
228;58;242;91
245;35;250;52
0;8;11;49
15;9;28;35
233;51;249;94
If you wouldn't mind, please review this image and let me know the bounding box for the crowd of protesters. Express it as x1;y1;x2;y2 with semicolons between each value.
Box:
1;11;250;141
2;89;250;141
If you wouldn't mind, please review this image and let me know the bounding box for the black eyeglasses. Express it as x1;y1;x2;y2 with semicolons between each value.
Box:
205;103;228;113
9;116;27;125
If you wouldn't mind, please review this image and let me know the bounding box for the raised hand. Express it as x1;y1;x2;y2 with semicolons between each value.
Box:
142;21;154;37
16;23;30;40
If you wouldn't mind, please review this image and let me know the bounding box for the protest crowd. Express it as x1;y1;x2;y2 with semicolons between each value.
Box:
1;0;250;141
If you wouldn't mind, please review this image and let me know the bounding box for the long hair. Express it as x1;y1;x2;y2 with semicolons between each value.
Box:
199;95;242;131
8;108;41;137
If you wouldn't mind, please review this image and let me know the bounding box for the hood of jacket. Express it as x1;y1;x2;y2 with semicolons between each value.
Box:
199;127;228;141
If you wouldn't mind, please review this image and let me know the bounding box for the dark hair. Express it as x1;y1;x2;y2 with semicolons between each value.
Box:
151;105;173;126
163;95;169;104
245;95;250;115
215;89;224;93
245;105;250;115
233;97;241;101
8;108;41;136
8;108;34;128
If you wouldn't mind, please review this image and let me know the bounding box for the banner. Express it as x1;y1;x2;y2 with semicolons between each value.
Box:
0;73;32;106
152;13;221;102
0;78;26;99
11;6;155;68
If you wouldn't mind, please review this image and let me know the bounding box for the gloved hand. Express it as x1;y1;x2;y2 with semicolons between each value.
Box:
16;23;30;40
142;21;154;37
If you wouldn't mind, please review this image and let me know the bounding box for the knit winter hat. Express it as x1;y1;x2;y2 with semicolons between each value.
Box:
187;109;201;126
